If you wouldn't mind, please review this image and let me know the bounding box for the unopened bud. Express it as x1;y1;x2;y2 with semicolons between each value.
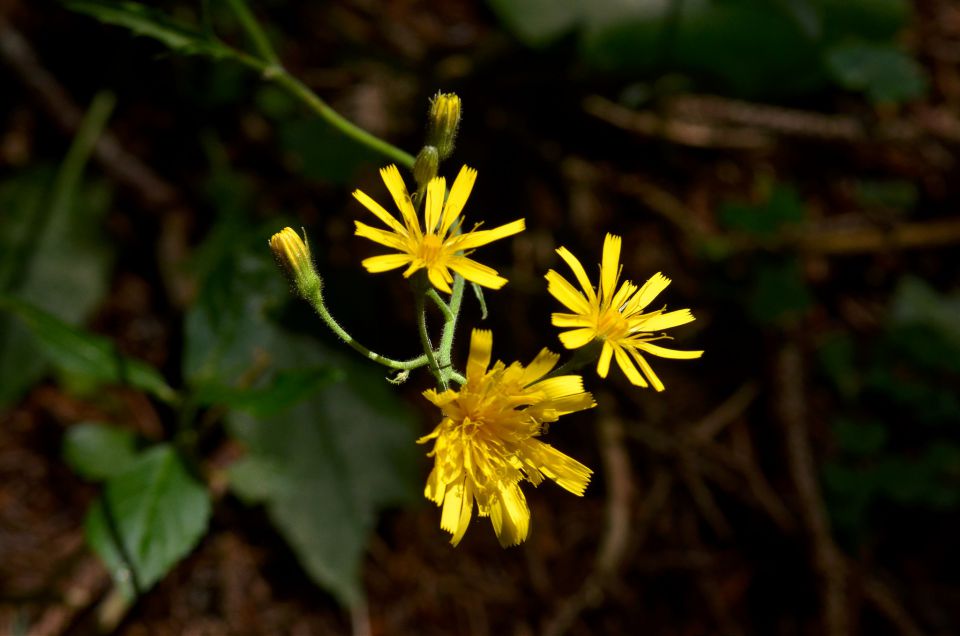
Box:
269;227;321;297
426;92;461;161
413;145;439;189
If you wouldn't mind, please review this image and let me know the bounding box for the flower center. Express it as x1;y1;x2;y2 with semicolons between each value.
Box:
596;308;628;341
417;234;445;265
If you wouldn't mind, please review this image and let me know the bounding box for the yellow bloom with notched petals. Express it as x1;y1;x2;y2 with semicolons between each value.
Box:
546;233;703;391
419;329;595;547
353;165;525;293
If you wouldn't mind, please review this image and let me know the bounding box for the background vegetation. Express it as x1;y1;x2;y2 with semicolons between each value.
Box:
1;0;958;634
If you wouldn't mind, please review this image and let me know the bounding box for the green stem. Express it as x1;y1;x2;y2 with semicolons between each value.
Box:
415;288;446;390
542;341;604;382
224;0;280;65
303;285;428;371
426;288;454;322
437;274;465;383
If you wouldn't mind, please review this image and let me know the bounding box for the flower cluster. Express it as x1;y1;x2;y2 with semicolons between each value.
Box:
273;94;702;548
419;329;595;546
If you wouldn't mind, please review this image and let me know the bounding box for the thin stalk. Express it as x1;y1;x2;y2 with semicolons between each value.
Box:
415;290;446;390
303;285;429;371
542;341;604;382
426;288;454;322
437;274;465;382
224;0;280;65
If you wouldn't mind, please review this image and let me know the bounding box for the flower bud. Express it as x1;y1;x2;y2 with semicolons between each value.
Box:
413;145;439;189
269;227;321;297
426;92;461;161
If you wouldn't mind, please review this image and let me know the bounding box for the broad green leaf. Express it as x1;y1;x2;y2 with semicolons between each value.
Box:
719;185;806;236
0;93;115;406
747;259;812;325
194;367;340;416
277;118;380;185
831;417;888;456
889;277;960;351
825;41;927;103
0;295;177;404
85;444;211;599
227;357;419;606
66;1;231;58
63;422;140;481
487;0;582;47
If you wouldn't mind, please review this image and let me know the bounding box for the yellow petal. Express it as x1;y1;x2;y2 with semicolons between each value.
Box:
448;257;508;290
633;272;671;312
467;329;493;379
528;440;593;496
632;308;695;332
596;342;613;377
634;341;704;359
494;482;529;547
452;218;525;251
558;328;595;349
535;375;585;401
555;246;597;305
379;164;421;237
520;348;560;385
440;165;477;237
545;270;591;314
424;176;446;234
614;346;648;387
361;253;412;273
352;189;406;235
629;348;665;392
600;233;622;304
427;266;453;294
354;221;409;251
552;313;594;328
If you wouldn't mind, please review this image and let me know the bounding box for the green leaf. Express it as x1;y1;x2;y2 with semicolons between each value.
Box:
719;185;806;236
817;332;859;399
227;359;419;606
194;367;340;416
825;41;927;103
889;277;960;351
85;444;211;599
63;422;140;481
0;294;177;403
747;259;812;325
832;417;888;456
66;1;231;58
0;93;115;406
487;0;582;47
278;118;380;185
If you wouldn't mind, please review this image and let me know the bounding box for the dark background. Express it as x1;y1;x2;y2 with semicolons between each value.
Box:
1;0;959;634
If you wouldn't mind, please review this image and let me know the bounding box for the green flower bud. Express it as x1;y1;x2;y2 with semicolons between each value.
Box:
413;145;439;189
269;227;321;297
426;92;461;161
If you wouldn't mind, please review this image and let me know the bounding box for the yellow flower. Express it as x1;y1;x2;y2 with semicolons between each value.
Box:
545;233;703;391
269;227;321;296
353;165;525;293
419;329;595;547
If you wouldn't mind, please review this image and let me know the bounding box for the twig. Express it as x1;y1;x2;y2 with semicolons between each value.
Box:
777;343;848;636
540;406;634;636
861;570;928;636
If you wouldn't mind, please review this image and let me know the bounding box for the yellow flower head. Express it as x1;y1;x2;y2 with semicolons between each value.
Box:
269;226;321;296
545;233;703;391
419;329;595;547
353;165;525;293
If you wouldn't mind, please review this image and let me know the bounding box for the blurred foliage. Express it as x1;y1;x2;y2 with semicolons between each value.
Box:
819;278;960;540
489;0;923;102
0;93;115;406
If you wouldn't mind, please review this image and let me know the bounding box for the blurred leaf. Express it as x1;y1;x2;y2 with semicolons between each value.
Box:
227;358;420;606
0;295;177;404
63;422;140;481
487;0;582;47
747;259;812;325
889;277;960;351
853;179;917;214
278;118;380;184
832;417;887;455
825;41;926;103
719;185;806;236
67;1;231;58
0;93;115;406
817;333;859;399
85;444;211;599
194;367;340;416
